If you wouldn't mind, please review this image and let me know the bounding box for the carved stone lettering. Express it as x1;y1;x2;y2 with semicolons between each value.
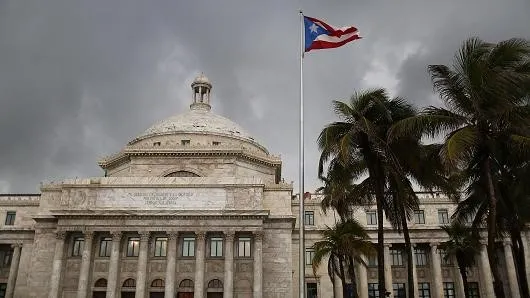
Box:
95;188;227;210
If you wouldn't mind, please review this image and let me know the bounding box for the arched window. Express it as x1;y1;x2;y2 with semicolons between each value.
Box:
164;171;200;177
94;278;107;287
151;279;165;287
179;279;194;288
122;278;136;288
207;279;223;289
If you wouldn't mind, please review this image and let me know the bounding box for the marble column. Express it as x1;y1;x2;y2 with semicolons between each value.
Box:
253;231;263;298
5;243;22;298
194;231;206;298
504;242;520;298
107;231;122;298
430;244;443;298
479;244;495;297
355;255;368;298
76;231;94;298
383;244;393;296
223;231;235;298
523;231;530;295
136;232;150;298
165;232;178;298
48;231;66;298
411;245;419;298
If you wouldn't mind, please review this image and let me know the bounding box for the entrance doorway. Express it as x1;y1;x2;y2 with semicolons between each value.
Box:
177;293;194;298
92;291;106;298
207;293;223;298
149;293;165;298
121;292;135;298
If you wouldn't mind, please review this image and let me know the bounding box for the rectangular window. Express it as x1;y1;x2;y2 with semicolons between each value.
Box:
390;248;404;266
210;237;223;257
4;212;15;226
0;284;6;298
1;250;12;267
368;254;378;267
99;237;112;257
304;211;314;226
212;141;220;146
238;237;251;257
366;211;377;225
438;209;450;224
468;282;480;298
182;237;195;257
418;282;431;298
305;248;315;265
181;139;190;146
368;283;379;298
393;283;406;298
154;237;168;257
438;249;452;265
414;210;426;224
415;247;428;266
127;237;140;257
443;282;455;298
307;282;318;298
72;237;85;257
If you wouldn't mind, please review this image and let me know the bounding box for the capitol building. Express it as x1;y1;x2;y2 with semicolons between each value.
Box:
0;74;526;298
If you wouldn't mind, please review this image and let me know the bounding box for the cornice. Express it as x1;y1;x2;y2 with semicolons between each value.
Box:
98;147;281;170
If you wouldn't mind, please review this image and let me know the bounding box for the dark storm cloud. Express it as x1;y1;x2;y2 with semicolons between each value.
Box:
0;0;529;192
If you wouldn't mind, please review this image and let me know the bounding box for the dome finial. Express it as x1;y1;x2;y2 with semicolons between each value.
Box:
190;73;212;111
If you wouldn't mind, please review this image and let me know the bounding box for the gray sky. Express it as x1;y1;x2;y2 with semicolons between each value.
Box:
0;0;529;193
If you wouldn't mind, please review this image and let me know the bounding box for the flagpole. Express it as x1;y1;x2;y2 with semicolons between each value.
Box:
298;10;306;298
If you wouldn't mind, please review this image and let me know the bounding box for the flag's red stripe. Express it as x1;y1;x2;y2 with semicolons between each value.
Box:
305;35;361;52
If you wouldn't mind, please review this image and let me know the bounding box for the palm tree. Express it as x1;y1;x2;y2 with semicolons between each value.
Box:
389;37;530;298
318;89;459;297
439;222;481;298
311;219;373;298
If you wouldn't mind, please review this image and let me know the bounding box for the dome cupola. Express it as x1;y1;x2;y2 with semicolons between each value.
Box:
190;73;212;111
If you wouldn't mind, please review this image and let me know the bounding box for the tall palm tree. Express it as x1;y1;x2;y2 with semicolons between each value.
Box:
311;219;373;298
318;89;457;297
390;37;530;298
439;222;481;298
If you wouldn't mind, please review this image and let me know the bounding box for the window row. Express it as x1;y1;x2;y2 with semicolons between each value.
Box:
368;282;480;298
70;235;253;258
366;248;454;267
4;211;15;226
365;209;450;225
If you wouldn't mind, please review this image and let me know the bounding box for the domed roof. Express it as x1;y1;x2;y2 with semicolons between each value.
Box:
128;73;267;152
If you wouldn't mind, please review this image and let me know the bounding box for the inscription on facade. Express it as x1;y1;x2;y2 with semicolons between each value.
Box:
94;188;227;209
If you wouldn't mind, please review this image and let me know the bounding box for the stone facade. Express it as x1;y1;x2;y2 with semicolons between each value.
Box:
0;74;526;298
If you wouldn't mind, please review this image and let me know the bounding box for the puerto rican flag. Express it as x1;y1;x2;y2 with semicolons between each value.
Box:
304;16;361;52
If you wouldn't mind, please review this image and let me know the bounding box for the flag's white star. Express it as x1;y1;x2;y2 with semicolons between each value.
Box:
309;23;319;33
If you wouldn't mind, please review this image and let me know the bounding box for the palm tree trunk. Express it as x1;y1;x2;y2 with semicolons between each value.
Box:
375;183;386;298
483;157;505;298
338;256;348;298
512;230;530;298
401;215;415;298
348;256;359;298
329;256;337;298
458;264;470;298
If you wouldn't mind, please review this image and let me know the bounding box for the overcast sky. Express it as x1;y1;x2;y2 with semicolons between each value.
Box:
0;0;529;193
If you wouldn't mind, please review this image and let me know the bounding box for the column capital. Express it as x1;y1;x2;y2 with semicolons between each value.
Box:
139;231;150;241
167;232;179;240
56;231;67;240
196;231;206;240
503;241;513;247
10;243;22;249
83;231;95;239
254;231;264;241
224;231;235;241
111;231;122;241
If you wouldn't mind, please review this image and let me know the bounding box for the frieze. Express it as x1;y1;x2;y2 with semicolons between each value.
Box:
94;261;109;272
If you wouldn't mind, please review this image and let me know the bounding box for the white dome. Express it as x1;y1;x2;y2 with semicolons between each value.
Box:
129;108;267;152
